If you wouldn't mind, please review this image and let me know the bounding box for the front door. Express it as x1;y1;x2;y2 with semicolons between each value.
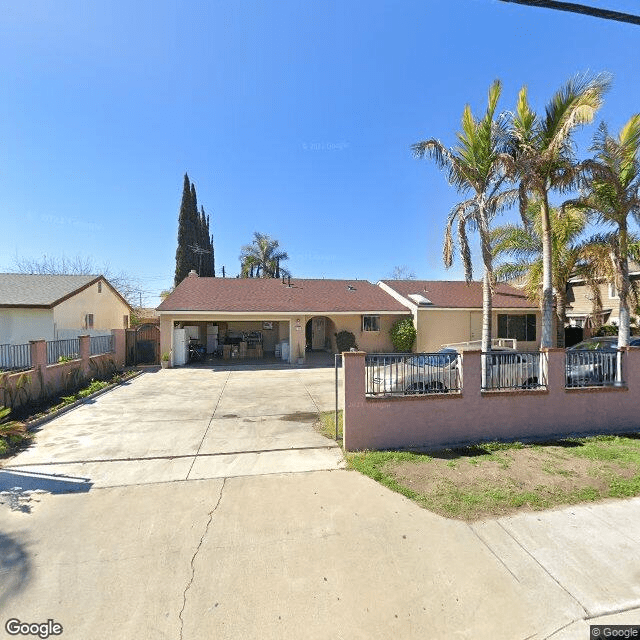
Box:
311;317;326;350
470;312;482;341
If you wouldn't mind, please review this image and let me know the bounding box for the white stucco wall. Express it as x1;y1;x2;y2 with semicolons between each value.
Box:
0;308;55;344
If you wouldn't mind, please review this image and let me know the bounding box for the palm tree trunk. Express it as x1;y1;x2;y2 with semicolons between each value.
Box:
617;222;631;349
539;193;555;348
555;290;567;349
481;267;492;389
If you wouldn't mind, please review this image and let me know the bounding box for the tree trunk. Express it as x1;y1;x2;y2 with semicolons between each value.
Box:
481;267;492;389
617;221;631;349
555;291;567;349
539;193;555;348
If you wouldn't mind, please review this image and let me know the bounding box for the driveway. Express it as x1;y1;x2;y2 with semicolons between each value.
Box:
1;366;344;489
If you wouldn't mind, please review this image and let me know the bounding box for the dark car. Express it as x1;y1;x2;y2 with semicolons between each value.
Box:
565;336;639;386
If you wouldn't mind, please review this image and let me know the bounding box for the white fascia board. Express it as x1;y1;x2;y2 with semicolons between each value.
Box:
416;307;539;312
376;282;417;312
157;309;408;316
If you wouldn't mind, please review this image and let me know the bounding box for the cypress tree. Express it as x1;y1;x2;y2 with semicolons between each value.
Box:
174;173;194;286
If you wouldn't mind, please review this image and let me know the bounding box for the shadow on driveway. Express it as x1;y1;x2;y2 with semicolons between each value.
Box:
0;469;93;497
0;532;31;610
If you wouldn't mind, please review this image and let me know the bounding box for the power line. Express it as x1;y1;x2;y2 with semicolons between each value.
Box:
498;0;640;25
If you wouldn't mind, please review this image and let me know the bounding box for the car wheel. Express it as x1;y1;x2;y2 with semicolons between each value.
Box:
522;377;538;389
427;381;447;393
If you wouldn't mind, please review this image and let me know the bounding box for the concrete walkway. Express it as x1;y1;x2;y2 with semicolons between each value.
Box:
1;367;638;638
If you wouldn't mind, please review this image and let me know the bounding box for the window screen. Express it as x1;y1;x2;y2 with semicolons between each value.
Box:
497;314;536;342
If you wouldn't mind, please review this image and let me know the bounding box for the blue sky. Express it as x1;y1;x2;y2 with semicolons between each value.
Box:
0;0;639;306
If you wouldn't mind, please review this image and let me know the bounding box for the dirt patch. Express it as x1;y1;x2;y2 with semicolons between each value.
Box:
383;443;639;520
280;412;318;422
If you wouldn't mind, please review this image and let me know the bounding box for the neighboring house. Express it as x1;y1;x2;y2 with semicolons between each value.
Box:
565;262;640;330
379;280;541;352
157;272;410;364
0;274;132;345
157;272;541;363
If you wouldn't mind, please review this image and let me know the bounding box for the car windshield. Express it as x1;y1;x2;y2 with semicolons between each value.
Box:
569;339;617;351
411;348;457;367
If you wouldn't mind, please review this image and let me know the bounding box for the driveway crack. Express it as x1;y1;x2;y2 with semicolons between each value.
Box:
178;477;226;639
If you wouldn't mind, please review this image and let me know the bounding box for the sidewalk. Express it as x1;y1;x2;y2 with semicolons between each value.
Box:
1;469;638;639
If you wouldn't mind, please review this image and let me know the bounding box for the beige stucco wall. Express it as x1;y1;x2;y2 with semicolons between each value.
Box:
0;308;55;344
53;280;130;335
323;314;406;353
415;309;541;353
565;279;638;323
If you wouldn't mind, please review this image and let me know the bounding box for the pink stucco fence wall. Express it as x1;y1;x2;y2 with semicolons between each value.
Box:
1;330;126;409
342;348;640;451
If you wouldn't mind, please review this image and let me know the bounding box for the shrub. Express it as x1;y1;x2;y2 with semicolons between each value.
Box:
335;330;357;353
390;317;416;352
594;324;618;337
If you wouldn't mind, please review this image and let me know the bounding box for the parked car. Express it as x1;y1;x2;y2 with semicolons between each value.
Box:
368;346;540;395
565;336;640;387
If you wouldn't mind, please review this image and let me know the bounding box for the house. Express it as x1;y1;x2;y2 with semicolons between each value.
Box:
157;272;410;364
565;262;640;332
157;272;541;364
0;274;132;345
378;280;541;352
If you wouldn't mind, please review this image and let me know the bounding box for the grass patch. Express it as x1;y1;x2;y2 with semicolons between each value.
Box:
346;435;640;521
315;410;343;446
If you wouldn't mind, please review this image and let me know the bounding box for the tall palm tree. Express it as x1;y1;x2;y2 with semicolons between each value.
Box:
508;72;611;348
492;202;615;347
240;232;290;279
413;80;517;358
565;115;640;347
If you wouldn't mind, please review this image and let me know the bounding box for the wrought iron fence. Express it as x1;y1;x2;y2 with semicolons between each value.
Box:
47;338;80;365
566;350;622;388
90;335;113;356
365;352;461;396
482;351;546;391
0;343;32;372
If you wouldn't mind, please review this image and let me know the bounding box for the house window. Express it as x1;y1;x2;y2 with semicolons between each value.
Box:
123;315;129;329
609;282;618;299
98;282;102;293
497;314;536;342
85;314;94;329
362;315;380;332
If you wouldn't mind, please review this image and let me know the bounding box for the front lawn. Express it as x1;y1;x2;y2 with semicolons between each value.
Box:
317;411;640;520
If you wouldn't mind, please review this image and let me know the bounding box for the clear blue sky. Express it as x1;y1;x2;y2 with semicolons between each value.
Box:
1;0;638;306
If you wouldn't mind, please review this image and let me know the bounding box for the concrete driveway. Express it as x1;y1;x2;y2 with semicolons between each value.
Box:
1;366;344;489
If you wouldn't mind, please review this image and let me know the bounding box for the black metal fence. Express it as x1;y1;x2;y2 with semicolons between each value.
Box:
482;351;546;391
365;352;462;396
90;335;114;356
47;338;80;365
566;350;622;388
0;343;32;372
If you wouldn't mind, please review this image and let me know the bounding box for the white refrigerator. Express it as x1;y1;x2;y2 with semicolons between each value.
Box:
206;324;218;354
173;329;189;366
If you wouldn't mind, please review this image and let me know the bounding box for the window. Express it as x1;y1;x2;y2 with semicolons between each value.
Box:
497;314;536;342
123;315;129;329
362;315;380;332
85;314;94;329
98;281;102;293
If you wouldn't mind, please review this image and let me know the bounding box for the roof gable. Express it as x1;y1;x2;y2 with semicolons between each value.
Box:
380;280;537;309
0;274;131;309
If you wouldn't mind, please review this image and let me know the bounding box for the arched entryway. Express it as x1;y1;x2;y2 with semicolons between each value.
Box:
305;316;334;352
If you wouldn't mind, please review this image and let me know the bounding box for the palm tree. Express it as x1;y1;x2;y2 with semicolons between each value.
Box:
508;72;611;348
240;232;290;279
413;80;517;359
565;115;640;347
492;202;614;347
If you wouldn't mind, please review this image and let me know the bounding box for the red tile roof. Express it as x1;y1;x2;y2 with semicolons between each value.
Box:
381;280;537;309
157;276;410;313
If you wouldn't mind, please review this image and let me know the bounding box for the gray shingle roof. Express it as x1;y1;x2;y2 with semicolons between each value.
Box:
0;274;100;307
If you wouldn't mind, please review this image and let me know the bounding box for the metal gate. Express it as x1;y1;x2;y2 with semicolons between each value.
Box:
126;324;160;365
